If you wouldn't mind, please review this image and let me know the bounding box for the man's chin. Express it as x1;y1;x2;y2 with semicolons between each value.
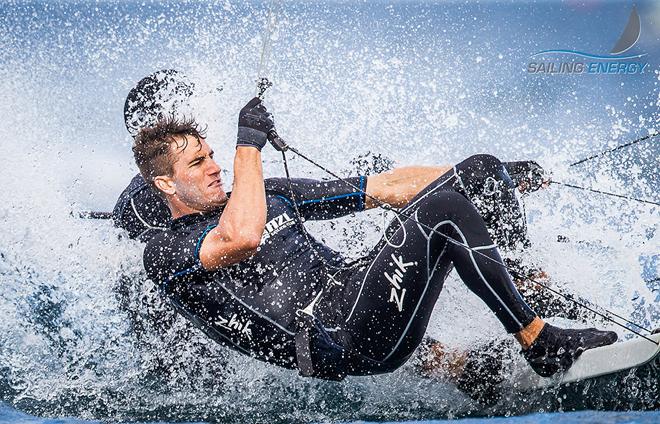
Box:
208;193;229;208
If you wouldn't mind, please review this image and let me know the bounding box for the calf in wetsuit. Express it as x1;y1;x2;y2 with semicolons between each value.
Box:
126;96;617;384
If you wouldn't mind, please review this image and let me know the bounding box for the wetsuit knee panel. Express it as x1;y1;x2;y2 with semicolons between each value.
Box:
474;153;503;168
458;154;502;173
455;154;518;197
459;154;513;182
416;190;476;218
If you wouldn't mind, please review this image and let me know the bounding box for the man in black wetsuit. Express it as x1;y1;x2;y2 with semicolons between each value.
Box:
125;93;617;383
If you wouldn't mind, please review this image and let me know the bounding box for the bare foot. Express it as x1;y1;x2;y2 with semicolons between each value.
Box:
416;340;467;380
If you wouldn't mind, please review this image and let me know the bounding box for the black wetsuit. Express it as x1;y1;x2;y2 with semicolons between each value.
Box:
112;174;171;241
123;154;539;379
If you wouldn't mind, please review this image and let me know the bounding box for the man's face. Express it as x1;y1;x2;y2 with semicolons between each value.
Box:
167;135;228;211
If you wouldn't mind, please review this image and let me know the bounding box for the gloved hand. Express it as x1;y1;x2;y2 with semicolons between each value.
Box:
504;161;548;193
236;97;275;150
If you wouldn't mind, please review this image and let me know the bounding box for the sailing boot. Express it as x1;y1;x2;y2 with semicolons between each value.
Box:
522;323;618;377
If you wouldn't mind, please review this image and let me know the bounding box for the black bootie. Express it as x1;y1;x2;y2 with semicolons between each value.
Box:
522;323;617;377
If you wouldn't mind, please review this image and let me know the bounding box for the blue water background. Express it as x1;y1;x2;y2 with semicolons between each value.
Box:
0;0;658;423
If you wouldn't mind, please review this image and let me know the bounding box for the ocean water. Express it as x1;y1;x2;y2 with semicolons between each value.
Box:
0;0;658;423
1;405;659;424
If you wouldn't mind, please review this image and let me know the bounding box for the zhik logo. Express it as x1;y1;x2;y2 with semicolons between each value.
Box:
215;313;253;340
383;254;417;312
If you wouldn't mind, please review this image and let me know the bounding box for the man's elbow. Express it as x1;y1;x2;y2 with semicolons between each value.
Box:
221;223;263;252
238;234;262;254
200;235;262;271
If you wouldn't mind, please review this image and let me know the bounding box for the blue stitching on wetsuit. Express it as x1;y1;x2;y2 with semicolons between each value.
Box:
359;175;366;210
162;264;202;292
171;265;201;279
274;177;367;209
277;192;364;208
275;194;293;206
195;224;218;257
299;192;361;205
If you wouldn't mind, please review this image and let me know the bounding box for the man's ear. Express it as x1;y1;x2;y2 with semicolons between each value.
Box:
154;175;176;196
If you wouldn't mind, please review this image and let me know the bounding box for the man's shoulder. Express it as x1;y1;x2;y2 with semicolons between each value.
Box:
143;214;216;255
113;174;171;241
264;177;290;195
143;213;219;282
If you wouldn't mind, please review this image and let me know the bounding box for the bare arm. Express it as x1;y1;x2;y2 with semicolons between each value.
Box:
199;147;267;270
364;165;452;209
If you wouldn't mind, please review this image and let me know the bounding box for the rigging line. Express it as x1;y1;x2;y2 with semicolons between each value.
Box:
507;266;653;335
256;0;277;97
569;133;658;167
279;150;355;273
551;181;659;206
281;145;658;344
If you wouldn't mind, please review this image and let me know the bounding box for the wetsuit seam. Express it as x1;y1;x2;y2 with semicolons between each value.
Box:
277;193;362;207
195;224;218;258
126;176;150;197
130;197;167;231
298;192;362;206
275;194;293;206
439;221;524;326
382;216;447;361
454;166;469;195
473;244;498;250
162;264;202;292
358;175;366;210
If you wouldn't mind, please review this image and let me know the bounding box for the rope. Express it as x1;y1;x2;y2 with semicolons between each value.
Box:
552;181;659;206
569;133;658;167
278;149;356;272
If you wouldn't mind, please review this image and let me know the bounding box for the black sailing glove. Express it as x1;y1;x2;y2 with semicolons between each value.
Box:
504;161;547;193
236;97;275;151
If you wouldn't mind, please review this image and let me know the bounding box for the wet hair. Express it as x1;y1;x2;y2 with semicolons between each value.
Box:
132;115;207;195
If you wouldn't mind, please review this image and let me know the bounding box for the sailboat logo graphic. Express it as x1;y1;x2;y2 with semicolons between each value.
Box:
610;6;642;55
531;6;645;60
527;6;649;74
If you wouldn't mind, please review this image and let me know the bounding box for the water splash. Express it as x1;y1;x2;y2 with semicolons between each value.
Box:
0;1;657;422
